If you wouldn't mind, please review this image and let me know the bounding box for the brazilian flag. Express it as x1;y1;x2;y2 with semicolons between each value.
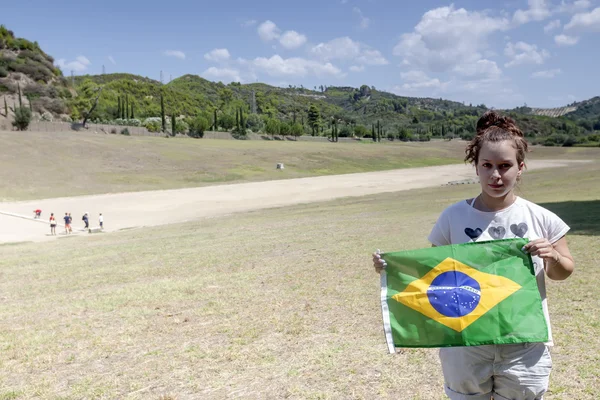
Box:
380;238;548;351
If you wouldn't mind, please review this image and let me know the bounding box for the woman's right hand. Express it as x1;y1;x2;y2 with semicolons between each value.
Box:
373;249;387;274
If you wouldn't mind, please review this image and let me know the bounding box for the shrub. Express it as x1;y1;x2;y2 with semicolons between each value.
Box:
0;66;7;78
188;116;209;138
120;128;130;135
338;125;352;137
110;128;117;134
33;97;67;114
12;107;31;130
387;132;395;141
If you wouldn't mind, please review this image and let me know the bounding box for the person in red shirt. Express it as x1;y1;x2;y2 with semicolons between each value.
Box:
34;209;42;219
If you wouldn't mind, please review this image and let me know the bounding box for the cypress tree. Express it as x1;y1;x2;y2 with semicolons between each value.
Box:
17;83;22;108
125;94;129;120
131;102;135;119
171;113;176;136
372;123;376;142
3;97;7;117
239;107;245;133
235;108;239;131
213;109;218;131
117;97;121;119
160;93;166;133
28;95;32;112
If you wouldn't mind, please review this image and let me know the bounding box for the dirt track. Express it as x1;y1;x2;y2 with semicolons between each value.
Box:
0;160;583;243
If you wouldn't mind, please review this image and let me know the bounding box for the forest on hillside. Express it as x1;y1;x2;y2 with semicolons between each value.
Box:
1;25;600;146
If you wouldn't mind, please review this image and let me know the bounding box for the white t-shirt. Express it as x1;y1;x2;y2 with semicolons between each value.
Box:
428;196;570;345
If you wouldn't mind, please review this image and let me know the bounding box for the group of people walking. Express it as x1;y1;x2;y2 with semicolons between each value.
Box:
45;211;104;235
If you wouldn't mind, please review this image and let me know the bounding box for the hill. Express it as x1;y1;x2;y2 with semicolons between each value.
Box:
1;25;599;146
0;25;71;118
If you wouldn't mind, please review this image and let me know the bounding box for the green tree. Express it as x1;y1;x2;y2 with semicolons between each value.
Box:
131;102;134;119
160;93;166;133
117;96;121;119
171;113;177;136
372;124;376;142
213;109;218;130
279;121;291;136
354;124;369;138
239;107;245;134
265;118;280;139
219;113;235;130
291;122;303;139
17;82;22;108
188;115;210;138
3;97;7;117
307;104;320;136
12;107;31;131
124;94;129;120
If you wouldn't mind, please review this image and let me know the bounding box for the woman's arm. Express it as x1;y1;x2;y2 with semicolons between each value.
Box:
523;236;575;281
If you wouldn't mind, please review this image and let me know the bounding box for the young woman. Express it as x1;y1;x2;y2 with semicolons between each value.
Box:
373;111;575;400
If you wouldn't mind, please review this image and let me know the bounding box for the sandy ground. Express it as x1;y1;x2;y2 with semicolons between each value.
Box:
0;160;584;244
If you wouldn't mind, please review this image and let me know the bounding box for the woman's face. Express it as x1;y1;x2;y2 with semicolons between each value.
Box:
476;140;524;199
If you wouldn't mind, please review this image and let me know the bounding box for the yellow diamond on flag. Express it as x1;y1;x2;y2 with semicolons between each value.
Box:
392;257;522;332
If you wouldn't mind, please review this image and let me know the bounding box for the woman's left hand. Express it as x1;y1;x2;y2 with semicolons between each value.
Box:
522;238;559;262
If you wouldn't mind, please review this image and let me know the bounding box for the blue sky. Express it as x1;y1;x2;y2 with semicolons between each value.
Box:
3;0;599;108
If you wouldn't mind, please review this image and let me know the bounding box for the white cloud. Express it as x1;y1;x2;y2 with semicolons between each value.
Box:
564;6;600;30
279;30;307;49
504;41;550;67
258;20;281;41
56;55;91;72
531;68;562;78
311;37;387;66
242;19;257;27
397;70;448;91
204;48;231;62
393;5;509;74
247;55;343;78
108;55;116;65
453;59;502;79
349;65;365;72
353;7;370;29
555;0;592;14
202;67;242;83
257;21;307;50
513;0;551;25
554;33;580;45
164;50;186;60
544;19;561;32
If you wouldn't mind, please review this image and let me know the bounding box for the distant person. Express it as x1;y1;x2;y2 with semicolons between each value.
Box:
99;213;104;229
63;212;70;234
68;213;73;233
49;213;57;235
82;212;89;229
33;209;42;219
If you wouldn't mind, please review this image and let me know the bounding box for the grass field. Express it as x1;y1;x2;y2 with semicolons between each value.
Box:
0;158;598;399
1;129;598;201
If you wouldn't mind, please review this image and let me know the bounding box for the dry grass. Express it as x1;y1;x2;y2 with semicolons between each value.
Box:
0;129;598;201
0;159;598;399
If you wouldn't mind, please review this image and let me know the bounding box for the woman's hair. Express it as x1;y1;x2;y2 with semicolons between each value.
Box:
465;110;529;165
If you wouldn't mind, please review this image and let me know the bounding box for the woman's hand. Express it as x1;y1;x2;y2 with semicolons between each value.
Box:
522;239;559;262
522;237;575;281
373;249;387;274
